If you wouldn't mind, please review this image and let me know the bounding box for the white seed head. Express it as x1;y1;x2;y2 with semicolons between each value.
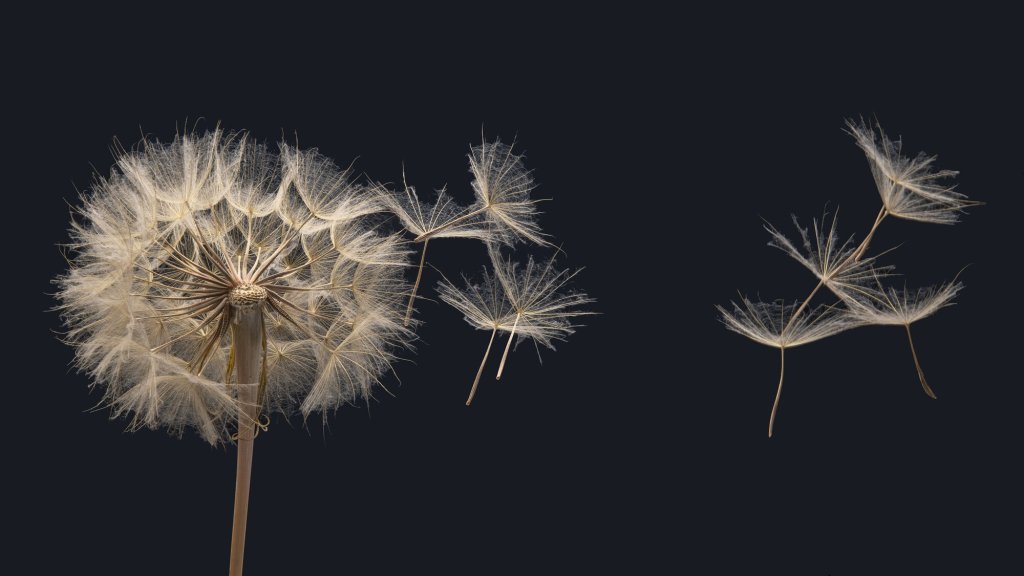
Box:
56;129;413;444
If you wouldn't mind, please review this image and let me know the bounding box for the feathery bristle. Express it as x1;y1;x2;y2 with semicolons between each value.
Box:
717;298;861;349
846;281;963;326
765;210;892;302
846;119;975;224
469;139;547;246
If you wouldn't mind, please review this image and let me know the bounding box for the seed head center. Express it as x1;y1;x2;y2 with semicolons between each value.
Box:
229;283;267;310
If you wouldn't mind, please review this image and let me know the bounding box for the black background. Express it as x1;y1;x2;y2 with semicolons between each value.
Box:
9;7;1023;574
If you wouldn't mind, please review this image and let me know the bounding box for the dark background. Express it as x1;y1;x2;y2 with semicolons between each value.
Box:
9;7;1022;574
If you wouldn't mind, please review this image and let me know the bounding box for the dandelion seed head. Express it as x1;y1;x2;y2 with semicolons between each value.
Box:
56;129;412;444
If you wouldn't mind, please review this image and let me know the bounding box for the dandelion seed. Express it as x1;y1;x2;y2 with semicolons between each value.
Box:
465;138;548;246
717;298;862;437
386;137;547;326
765;209;892;302
379;173;495;326
487;248;593;377
846;119;977;224
439;248;593;404
847;279;964;398
56;129;411;575
718;118;977;437
437;267;517;405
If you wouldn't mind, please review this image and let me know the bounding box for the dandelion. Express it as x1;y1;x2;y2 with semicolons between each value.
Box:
437;267;517;404
765;209;892;302
846;119;977;224
385;137;547;325
379;174;494;325
56;129;411;575
846;280;964;398
717;298;862;436
439;249;593;404
718;118;977;436
465;138;547;246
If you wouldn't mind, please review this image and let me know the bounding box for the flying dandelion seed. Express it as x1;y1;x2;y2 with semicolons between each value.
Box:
488;248;594;381
846;119;979;224
765;209;893;303
846;278;964;399
386;137;548;326
717;119;977;436
379;172;494;326
437;247;593;404
56;129;412;575
437;266;518;405
717;298;862;437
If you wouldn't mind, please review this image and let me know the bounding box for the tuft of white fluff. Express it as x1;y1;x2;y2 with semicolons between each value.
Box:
57;130;412;444
846;281;964;326
485;247;595;349
716;298;861;349
765;210;892;302
846;119;975;224
468;139;548;246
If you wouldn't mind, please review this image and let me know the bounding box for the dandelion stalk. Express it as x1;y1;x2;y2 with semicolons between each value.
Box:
852;206;888;262
404;238;430;326
783;280;824;337
228;304;264;576
495;313;520;381
466;327;497;406
769;347;784;438
904;324;936;399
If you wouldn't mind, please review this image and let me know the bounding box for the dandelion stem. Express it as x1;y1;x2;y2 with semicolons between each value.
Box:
769;347;785;438
413;206;487;242
496;313;520;380
228;308;264;576
466;327;498;405
404;238;430;326
782;280;824;338
782;205;889;337
904;324;937;399
853;205;888;262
